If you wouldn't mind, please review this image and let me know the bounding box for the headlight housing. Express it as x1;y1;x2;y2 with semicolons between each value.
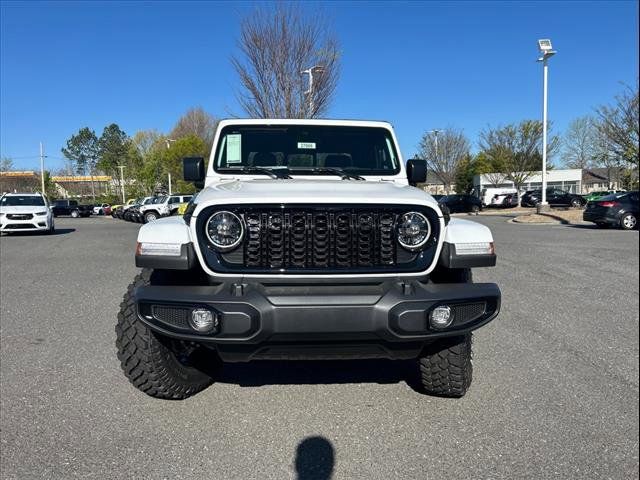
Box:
205;211;244;251
35;211;48;216
397;211;431;250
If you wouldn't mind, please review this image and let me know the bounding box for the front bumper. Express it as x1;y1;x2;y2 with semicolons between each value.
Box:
135;280;501;362
0;216;51;232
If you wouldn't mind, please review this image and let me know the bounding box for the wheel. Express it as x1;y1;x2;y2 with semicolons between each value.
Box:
70;209;80;218
420;267;474;397
621;213;637;230
570;198;582;208
470;205;480;214
115;270;218;399
419;334;473;397
144;211;158;223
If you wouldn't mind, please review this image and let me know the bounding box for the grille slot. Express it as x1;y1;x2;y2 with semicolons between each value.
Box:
152;305;191;330
7;214;34;220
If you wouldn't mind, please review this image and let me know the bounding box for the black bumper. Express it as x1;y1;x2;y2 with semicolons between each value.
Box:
583;210;619;225
135;280;501;362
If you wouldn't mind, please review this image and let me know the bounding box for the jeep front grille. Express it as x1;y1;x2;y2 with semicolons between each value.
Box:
197;205;440;274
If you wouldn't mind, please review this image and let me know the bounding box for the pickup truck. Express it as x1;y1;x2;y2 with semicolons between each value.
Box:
51;199;92;218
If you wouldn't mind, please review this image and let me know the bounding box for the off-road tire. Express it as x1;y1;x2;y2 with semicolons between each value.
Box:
115;270;216;399
419;334;473;397
420;266;474;397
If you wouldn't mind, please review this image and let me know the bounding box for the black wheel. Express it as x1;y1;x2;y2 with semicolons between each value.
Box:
621;213;637;230
70;209;80;218
115;270;218;399
420;267;474;397
570;198;582;208
470;205;480;214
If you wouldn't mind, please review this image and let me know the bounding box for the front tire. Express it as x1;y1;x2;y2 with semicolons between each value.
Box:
144;212;158;223
419;334;473;397
70;210;80;218
115;270;217;399
621;213;637;230
420;267;474;397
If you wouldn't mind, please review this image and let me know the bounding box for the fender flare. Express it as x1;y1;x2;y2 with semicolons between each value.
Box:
136;216;196;270
439;218;496;269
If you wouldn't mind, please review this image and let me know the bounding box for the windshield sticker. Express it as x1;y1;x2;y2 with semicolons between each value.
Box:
226;134;242;164
297;142;316;149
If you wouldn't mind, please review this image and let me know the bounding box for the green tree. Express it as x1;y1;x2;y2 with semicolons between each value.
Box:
454;153;475;194
98;124;130;175
61;127;99;200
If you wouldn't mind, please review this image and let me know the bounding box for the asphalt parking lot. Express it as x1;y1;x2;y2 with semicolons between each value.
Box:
1;216;638;479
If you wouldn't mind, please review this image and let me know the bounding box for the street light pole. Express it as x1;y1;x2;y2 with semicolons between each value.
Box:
428;129;441;191
537;39;556;209
301;65;324;117
117;165;126;203
39;142;45;194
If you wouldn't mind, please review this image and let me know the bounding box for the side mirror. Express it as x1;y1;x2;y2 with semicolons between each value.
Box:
183;157;205;188
406;158;427;187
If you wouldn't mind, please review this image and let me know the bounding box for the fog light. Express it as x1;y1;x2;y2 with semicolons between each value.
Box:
429;305;453;329
189;308;218;333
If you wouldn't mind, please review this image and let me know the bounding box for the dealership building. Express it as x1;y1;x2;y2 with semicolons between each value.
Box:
472;169;584;194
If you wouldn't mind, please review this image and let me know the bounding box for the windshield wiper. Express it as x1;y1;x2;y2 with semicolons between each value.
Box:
222;166;291;179
289;167;365;181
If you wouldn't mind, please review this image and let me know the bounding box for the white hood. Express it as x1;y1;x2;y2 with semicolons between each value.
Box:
193;179;440;215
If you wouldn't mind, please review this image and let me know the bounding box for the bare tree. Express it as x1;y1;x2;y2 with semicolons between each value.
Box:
231;3;340;118
594;83;639;171
417;128;470;193
562;116;598;169
132;129;163;157
0;157;14;173
170;107;217;148
479;120;559;203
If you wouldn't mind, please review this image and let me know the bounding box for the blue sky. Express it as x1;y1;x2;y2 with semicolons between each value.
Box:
1;0;637;170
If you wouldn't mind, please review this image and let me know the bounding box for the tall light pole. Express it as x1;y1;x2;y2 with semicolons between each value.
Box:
165;138;176;195
537;39;556;209
117;165;126;203
428;130;441;192
301;65;324;117
39;142;46;194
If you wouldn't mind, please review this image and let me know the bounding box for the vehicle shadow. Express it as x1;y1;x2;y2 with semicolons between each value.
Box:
294;436;335;480
218;358;422;391
1;228;75;236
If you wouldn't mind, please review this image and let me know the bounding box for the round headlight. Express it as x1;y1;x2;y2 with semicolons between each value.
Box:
397;211;431;250
205;211;244;251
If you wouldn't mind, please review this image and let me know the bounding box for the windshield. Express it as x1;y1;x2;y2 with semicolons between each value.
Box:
214;125;400;176
1;195;45;206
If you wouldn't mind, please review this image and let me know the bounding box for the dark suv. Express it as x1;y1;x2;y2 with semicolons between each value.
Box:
521;188;585;208
51;199;92;217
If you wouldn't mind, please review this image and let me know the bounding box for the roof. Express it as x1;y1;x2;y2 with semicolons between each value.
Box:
216;118;393;129
0;171;37;178
2;192;43;196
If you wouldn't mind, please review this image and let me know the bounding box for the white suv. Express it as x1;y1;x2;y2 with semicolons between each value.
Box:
0;193;55;234
140;194;192;223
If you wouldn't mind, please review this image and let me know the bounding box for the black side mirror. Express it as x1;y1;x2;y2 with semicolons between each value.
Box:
183;157;205;188
406;158;427;187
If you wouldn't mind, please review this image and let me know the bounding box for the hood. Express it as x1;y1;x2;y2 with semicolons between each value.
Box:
194;179;440;213
0;205;48;214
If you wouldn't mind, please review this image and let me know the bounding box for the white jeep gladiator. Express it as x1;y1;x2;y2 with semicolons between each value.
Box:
116;119;500;399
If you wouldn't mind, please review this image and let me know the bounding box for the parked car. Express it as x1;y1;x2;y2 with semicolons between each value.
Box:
521;188;586;208
490;192;518;208
93;203;111;215
51;199;92;217
431;194;444;202
123;197;153;222
438;194;483;213
0;192;55;234
583;190;626;202
481;188;517;207
140;194;194;222
583;191;639;230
